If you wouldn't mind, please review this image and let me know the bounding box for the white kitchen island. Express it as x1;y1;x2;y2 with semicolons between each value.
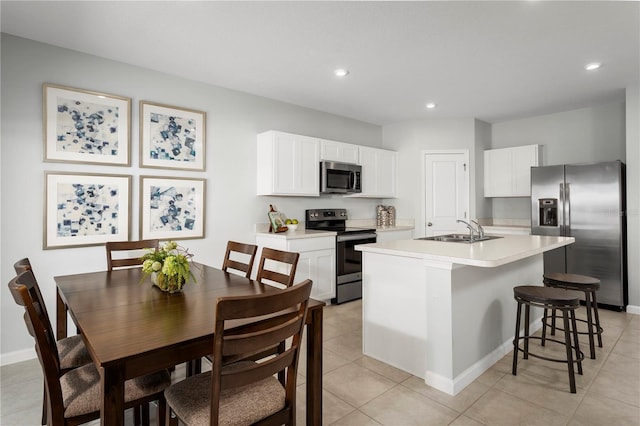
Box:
356;234;574;395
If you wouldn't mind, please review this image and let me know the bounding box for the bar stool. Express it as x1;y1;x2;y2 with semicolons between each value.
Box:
542;272;603;359
512;285;584;393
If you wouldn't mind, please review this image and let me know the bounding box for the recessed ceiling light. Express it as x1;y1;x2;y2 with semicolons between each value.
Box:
585;62;603;71
334;68;350;77
426;102;438;109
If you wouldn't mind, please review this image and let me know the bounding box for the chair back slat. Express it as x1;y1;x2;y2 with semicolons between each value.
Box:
256;248;300;288
209;279;312;425
106;239;159;271
8;271;65;413
222;241;257;278
13;258;32;274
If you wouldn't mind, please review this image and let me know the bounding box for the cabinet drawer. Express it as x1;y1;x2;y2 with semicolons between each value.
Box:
287;236;335;252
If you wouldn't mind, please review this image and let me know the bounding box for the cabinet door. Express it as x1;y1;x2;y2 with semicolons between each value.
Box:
320;139;359;164
294;249;336;301
484;145;539;197
269;132;319;196
484;148;512;197
375;149;397;197
511;145;538;196
357;146;397;198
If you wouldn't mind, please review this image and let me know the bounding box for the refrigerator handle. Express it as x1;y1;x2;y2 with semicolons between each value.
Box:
559;183;565;235
564;182;571;235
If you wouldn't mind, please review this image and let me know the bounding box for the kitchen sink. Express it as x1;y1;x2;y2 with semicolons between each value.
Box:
416;234;503;243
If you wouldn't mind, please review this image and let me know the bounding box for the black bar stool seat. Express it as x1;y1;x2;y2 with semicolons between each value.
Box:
512;285;584;393
542;272;603;359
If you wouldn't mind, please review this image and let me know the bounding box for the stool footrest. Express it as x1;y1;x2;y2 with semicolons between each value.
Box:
514;336;585;365
543;317;604;337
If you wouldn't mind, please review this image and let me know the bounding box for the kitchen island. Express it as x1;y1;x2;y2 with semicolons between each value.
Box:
356;235;574;395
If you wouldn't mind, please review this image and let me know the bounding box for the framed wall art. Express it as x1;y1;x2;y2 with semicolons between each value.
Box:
43;83;131;166
139;101;206;170
140;176;206;240
44;172;131;249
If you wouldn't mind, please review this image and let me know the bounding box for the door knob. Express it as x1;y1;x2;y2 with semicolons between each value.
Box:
427;222;433;227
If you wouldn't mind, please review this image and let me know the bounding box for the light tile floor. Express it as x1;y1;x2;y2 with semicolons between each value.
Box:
1;300;639;425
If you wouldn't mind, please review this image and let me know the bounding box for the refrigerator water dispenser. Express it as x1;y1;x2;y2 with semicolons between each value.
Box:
539;198;558;227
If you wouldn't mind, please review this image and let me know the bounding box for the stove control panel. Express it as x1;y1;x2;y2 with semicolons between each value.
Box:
305;208;348;223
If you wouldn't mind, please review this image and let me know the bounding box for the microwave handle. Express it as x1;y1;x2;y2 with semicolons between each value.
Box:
350;171;356;190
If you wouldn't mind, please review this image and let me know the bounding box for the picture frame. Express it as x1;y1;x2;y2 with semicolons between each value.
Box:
140;176;206;240
139;101;206;170
44;172;131;249
43;83;131;166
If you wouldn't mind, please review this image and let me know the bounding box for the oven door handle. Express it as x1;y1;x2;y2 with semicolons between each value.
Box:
337;233;377;242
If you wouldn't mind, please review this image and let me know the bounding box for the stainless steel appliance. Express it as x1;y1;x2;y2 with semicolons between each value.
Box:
320;161;362;194
305;208;376;304
531;161;627;310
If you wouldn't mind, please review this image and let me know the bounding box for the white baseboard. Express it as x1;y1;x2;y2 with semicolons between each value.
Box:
0;347;36;366
423;318;543;396
626;305;640;315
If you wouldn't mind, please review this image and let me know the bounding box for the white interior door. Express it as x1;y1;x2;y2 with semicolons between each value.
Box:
423;151;469;237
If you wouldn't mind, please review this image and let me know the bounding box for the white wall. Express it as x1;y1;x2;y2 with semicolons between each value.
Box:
626;84;640;311
490;102;626;220
0;34;384;362
382;118;478;238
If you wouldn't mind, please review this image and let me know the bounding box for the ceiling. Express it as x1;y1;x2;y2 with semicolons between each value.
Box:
2;1;638;125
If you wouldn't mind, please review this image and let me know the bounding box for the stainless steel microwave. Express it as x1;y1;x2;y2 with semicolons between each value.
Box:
320;161;362;194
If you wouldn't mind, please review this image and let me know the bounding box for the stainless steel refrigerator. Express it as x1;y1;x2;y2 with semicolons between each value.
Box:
531;161;627;310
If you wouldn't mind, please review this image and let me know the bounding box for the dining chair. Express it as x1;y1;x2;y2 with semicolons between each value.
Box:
221;240;258;278
256;247;300;288
105;239;164;423
165;279;313;426
12;258;93;425
105;239;160;270
8;270;171;426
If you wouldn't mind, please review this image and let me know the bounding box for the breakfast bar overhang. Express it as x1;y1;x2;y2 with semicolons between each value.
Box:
356;235;575;396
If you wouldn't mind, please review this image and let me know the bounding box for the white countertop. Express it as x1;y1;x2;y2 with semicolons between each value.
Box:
374;225;415;232
255;229;336;239
356;235;574;267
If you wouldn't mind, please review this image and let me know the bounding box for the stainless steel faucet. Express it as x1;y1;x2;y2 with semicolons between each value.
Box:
471;220;485;239
457;219;484;240
457;219;476;240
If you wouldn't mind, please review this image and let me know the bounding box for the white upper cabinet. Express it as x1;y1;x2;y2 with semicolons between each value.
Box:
354;146;397;198
319;139;359;164
484;144;540;197
257;131;319;196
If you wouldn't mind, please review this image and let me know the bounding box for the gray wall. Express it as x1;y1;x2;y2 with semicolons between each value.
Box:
490;102;626;221
382;117;479;238
0;34;383;362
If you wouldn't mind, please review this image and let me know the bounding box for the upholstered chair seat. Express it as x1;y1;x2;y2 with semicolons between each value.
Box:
56;334;92;369
61;364;171;418
165;361;285;426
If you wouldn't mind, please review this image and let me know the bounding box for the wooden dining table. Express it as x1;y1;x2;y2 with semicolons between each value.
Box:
54;263;324;426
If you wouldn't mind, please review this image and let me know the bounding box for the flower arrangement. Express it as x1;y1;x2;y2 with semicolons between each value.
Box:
141;241;195;293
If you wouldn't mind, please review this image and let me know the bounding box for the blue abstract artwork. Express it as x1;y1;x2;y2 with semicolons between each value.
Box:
148;185;197;232
56;183;120;237
55;97;120;156
148;112;197;163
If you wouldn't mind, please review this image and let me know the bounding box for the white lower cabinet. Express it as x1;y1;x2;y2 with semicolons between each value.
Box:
255;235;336;301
